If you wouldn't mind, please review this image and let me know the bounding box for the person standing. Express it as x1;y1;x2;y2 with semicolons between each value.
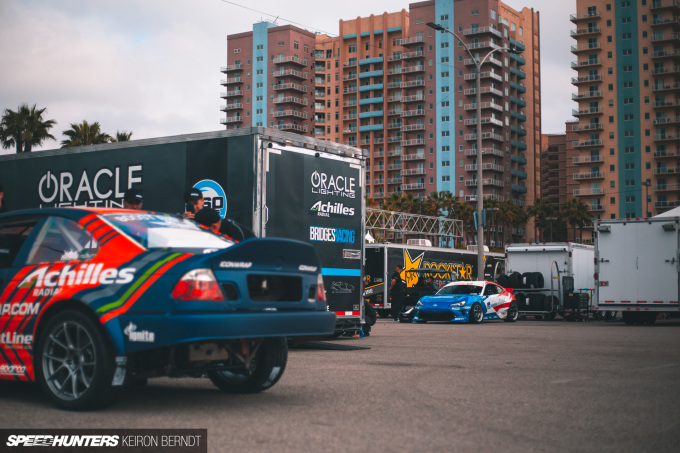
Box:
123;188;143;210
389;264;405;321
183;188;204;219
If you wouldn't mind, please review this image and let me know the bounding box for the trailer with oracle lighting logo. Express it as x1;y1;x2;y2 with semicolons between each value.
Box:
595;213;680;325
0;128;366;336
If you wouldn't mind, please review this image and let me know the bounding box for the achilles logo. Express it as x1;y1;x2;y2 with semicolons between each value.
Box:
19;264;136;289
310;201;355;217
123;322;155;343
1;303;39;317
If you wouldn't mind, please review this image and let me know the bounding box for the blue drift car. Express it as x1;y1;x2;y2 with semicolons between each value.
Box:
414;281;519;324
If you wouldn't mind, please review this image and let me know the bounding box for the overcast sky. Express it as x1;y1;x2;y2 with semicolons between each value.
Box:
0;0;576;154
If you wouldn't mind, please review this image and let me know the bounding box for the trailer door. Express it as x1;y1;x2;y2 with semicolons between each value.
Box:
261;144;363;318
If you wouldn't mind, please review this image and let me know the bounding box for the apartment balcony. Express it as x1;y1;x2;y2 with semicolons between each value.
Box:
400;65;425;74
464;148;505;158
401;138;426;146
401;168;425;176
386;95;402;102
465;194;505;202
573;91;603;100
571;58;603;68
511;154;528;165
387;122;401;129
464;86;503;97
650;16;680;28
571;43;602;53
651;49;680;60
511;111;527;122
570;26;602;36
223;90;243;98
401;80;426;88
465;132;504;142
273;69;308;80
343;74;357;81
402;152;425;161
572;123;604;132
394;36;425;47
469;41;499;50
401;183;426;191
273;123;309;133
465;163;505;173
511;184;528;193
573;155;604;164
221;77;243;85
464;71;503;82
510;96;527;107
464;102;503;112
653;148;680;158
273;110;308;120
654;200;680;209
652;65;680;75
386;81;402;89
655;183;680;192
273;96;309;106
510;81;527;93
573;107;603;117
387;108;402;116
654;166;680;174
465;117;504;127
589;204;605;212
343;87;358;94
221;116;243;124
402;94;425;102
573;171;604;180
570;11;601;22
359;97;384;106
573;188;605;196
221;64;242;73
653;99;680;108
654;133;679;141
273;56;307;66
509;67;527;79
652;82;680;92
273;83;308;93
401;51;424;59
465;56;502;67
650;0;680;11
573;139;604;148
651;32;680;43
401;109;425;117
387;136;402;143
343;128;357;134
465;178;505;188
221;103;243;111
387;177;403;184
401;123;425;132
572;74;603;84
463;26;503;38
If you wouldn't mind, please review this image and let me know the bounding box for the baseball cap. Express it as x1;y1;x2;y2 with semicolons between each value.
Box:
194;207;221;227
184;188;203;202
123;188;143;204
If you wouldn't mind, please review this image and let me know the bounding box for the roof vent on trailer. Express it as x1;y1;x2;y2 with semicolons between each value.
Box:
662;222;677;232
407;239;432;247
597;225;611;233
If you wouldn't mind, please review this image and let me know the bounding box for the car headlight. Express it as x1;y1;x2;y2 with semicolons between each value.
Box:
449;301;465;307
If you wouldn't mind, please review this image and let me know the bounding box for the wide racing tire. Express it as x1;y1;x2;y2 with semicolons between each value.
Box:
35;310;119;411
208;338;288;394
469;303;484;324
504;301;518;322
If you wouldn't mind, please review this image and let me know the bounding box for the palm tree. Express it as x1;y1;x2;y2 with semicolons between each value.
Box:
61;121;112;148
111;131;133;142
526;198;556;242
423;191;454;217
450;199;475;245
0;103;56;152
563;198;592;242
496;199;521;246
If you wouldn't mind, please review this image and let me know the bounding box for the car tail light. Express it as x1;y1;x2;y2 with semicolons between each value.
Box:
172;269;224;301
316;274;327;303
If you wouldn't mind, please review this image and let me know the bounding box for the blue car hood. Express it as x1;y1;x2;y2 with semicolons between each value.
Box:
419;294;482;305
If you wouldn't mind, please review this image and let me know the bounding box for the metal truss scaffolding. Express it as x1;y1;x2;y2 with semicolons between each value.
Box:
365;209;464;240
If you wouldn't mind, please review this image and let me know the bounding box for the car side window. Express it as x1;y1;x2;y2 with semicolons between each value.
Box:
483;284;500;296
26;216;99;265
0;219;39;268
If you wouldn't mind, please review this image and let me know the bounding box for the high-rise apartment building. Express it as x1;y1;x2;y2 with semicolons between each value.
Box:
570;0;680;230
221;0;541;245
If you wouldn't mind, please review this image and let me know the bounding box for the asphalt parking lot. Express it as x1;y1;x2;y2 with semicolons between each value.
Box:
1;317;679;453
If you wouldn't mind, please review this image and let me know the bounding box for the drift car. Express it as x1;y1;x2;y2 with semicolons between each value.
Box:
413;281;518;324
0;208;335;410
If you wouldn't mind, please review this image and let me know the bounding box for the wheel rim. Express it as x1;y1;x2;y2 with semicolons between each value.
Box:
508;303;517;320
472;304;483;322
42;320;97;401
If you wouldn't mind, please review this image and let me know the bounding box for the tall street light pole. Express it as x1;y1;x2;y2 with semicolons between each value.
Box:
427;22;517;281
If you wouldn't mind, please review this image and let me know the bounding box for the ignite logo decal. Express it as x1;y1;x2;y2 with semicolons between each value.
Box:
310;171;356;198
309;201;355;218
193;179;227;218
123;322;155;343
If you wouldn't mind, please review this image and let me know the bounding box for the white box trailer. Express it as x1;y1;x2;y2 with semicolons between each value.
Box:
503;243;595;320
595;215;680;325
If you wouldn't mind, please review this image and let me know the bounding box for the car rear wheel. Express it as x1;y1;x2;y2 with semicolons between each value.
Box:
36;310;118;410
504;301;518;322
469;303;484;324
208;338;287;393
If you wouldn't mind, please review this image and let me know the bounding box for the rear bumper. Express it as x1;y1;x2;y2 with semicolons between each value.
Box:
112;311;337;353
